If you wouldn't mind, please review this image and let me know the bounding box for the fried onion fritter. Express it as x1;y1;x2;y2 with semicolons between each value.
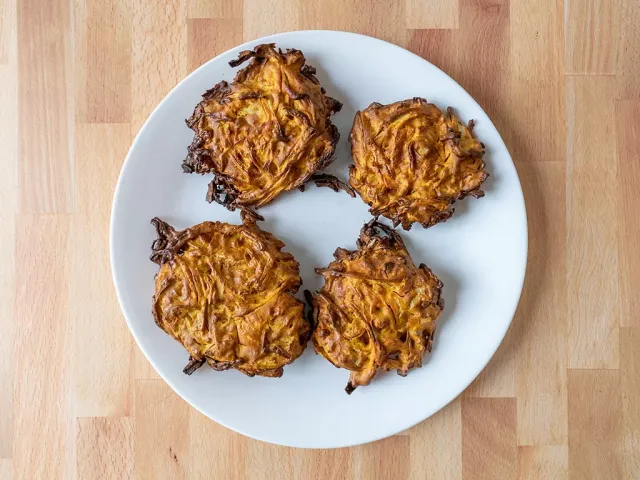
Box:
150;216;310;378
183;43;342;209
349;98;488;230
310;220;444;394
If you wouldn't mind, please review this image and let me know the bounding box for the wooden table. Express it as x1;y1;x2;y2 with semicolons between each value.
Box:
1;0;638;478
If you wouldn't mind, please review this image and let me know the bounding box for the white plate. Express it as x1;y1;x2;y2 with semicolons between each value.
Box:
111;30;527;449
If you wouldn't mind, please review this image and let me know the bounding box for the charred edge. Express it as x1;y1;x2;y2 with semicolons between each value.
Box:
228;45;267;68
205;178;239;211
182;129;214;174
209;359;243;372
359;218;404;247
303;289;315;329
418;263;445;310
426;327;436;353
345;382;356;395
310;173;356;197
301;64;316;77
150;217;177;265
309;123;341;177
328;96;343;114
421;208;455;230
183;357;206;375
299;63;322;87
468;119;475;131
240;207;265;224
201;80;231;101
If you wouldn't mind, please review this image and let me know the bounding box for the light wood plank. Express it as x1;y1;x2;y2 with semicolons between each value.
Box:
565;0;618;74
0;0;16;64
187;410;247;480
462;398;517;480
244;442;295;479
510;0;564;83
242;0;299;41
135;380;190;480
616;0;640;98
0;217;14;460
298;0;407;47
187;18;243;73
510;0;566;213
510;0;566;163
568;369;622;479
357;435;410;480
515;162;568;445
407;398;462;480
508;82;566;164
405;0;459;29
72;124;132;417
0;459;11;480
0;0;15;459
75;0;131;123
76;417;134;480
188;0;243;19
616;100;640;328
0;60;17;459
620;328;640;478
407;30;460;81
0;68;17;211
566;76;619;369
457;0;510;136
18;0;73;213
131;0;187;133
518;446;568;480
0;221;16;458
13;216;74;480
295;449;354;480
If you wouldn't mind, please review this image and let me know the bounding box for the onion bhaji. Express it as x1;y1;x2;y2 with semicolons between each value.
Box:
150;215;310;378
310;219;444;394
349;98;488;230
182;43;343;209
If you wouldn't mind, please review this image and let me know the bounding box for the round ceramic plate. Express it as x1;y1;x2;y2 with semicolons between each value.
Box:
111;30;527;449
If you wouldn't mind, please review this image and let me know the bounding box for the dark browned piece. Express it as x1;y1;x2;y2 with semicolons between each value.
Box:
183;43;343;210
349;98;488;230
310;218;445;393
151;215;310;378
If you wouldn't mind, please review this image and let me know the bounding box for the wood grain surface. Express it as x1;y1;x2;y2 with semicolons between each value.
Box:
1;0;639;478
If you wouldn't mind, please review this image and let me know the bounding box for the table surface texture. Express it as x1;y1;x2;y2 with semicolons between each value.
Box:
0;0;638;478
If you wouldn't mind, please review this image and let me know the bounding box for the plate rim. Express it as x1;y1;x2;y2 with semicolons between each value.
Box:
110;29;528;449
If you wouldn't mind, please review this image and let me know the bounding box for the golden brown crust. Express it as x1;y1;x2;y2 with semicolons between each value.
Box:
150;216;310;378
310;219;444;393
183;43;342;209
349;98;488;230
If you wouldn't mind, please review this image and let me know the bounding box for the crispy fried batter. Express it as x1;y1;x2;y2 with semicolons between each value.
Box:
183;43;342;209
310;219;444;393
349;98;488;229
150;216;310;378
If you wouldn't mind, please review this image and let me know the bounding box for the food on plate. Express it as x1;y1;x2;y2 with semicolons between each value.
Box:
349;98;488;230
309;219;444;393
182;43;343;210
150;214;310;378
